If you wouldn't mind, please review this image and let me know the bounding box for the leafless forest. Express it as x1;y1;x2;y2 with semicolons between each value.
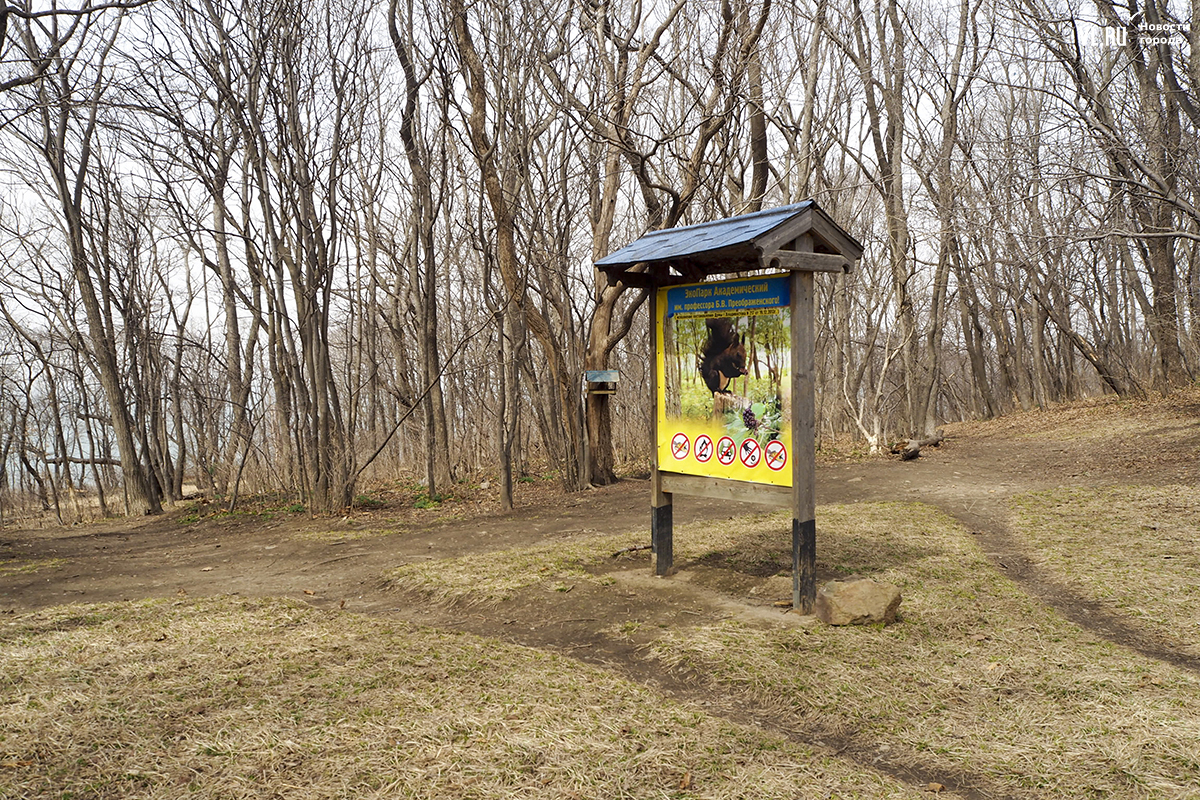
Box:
0;0;1195;520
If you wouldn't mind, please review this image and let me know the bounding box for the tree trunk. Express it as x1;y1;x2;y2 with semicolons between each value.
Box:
25;27;163;515
450;0;585;491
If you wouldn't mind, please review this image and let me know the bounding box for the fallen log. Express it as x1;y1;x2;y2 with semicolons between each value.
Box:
897;430;945;461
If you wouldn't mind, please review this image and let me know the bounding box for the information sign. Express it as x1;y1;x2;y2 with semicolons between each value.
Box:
655;274;792;487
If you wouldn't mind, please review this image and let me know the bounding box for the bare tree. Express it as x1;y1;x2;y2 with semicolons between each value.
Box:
823;0;923;434
7;9;162;514
387;0;454;497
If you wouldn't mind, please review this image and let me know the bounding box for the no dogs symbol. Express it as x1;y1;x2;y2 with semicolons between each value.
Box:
765;440;787;471
716;436;736;466
694;434;713;463
671;432;690;460
739;438;762;468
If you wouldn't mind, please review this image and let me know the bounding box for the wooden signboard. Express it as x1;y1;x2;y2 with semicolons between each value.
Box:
594;202;861;613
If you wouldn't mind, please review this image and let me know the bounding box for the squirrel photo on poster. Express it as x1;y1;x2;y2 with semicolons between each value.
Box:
663;312;788;448
698;318;747;394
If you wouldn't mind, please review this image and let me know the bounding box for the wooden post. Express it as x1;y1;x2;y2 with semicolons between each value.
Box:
790;236;817;612
649;283;673;575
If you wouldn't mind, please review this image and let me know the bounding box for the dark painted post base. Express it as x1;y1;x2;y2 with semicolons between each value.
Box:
652;503;674;576
792;517;816;612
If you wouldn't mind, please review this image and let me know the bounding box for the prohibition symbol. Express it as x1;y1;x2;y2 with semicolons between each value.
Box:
671;432;690;460
765;440;788;471
739;438;762;468
694;434;714;463
716;436;736;466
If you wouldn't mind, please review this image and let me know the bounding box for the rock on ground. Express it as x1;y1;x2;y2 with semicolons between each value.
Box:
815;576;901;626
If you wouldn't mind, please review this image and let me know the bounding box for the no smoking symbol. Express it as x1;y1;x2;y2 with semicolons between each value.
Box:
694;434;713;463
739;438;762;468
765;440;788;471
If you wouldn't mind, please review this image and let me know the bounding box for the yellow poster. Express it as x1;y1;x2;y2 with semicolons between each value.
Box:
656;274;792;486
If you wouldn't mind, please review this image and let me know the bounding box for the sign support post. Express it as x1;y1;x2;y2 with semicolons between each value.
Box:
649;282;674;576
790;235;817;613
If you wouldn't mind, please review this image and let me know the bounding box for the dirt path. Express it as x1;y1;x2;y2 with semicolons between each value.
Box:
2;404;1196;670
3;396;1198;798
816;436;1200;675
0;481;772;613
7;405;1194;627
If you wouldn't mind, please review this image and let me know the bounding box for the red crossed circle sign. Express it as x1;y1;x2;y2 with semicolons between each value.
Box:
716;436;736;465
694;434;714;463
671;432;690;460
739;438;762;468
765;440;788;471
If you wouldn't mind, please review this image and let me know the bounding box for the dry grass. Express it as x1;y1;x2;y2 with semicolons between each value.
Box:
387;532;642;604
0;596;923;799
388;501;1200;797
9;484;1200;798
643;505;1200;799
1010;485;1200;658
0;557;66;577
384;509;811;606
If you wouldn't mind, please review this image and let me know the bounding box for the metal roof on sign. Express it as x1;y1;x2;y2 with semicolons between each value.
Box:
594;201;863;288
595;201;814;267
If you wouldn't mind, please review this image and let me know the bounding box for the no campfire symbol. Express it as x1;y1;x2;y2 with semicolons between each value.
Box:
694;434;713;463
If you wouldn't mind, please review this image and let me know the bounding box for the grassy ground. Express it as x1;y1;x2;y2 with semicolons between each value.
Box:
5;430;1200;799
392;502;1200;798
1;597;922;799
0;557;65;577
642;505;1200;799
388;532;638;604
1010;485;1200;659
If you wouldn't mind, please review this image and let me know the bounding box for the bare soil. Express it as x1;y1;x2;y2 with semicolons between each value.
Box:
3;391;1198;798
